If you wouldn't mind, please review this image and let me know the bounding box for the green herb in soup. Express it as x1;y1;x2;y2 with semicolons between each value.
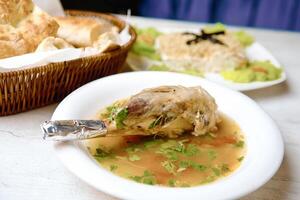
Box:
86;113;246;187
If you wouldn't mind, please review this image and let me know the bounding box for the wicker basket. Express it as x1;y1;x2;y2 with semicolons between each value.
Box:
0;10;136;116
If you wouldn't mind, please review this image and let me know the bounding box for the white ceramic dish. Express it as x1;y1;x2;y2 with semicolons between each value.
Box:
52;72;284;200
126;27;286;91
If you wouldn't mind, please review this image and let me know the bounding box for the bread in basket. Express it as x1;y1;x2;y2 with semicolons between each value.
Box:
0;9;136;116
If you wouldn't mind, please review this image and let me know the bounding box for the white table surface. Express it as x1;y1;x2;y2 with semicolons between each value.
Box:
1;16;300;200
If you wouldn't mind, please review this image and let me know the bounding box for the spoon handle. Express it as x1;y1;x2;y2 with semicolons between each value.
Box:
41;120;107;141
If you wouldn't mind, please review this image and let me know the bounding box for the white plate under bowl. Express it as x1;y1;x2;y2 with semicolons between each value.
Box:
126;27;286;91
52;72;284;200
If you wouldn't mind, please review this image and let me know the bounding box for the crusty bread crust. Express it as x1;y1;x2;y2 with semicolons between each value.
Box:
55;16;102;47
0;0;34;26
55;16;119;47
35;36;73;52
0;24;30;58
0;0;59;59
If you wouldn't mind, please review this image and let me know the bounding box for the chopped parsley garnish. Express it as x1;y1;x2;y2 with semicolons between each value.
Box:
130;176;142;182
126;145;141;153
211;164;230;177
157;149;179;161
144;139;163;148
148;115;163;129
130;170;157;185
161;140;185;152
179;160;193;169
115;108;128;129
192;163;207;171
211;167;221;176
168;179;176;187
235;140;245;148
208;164;230;177
110;164;118;172
208;150;217;160
161;160;176;174
142;177;156;185
128;154;141;161
156;140;186;160
94;148;110;158
174;142;185;152
156;141;183;160
100;106;114;119
148;115;175;129
93;148;113;161
184;144;199;157
106;106;118;121
178;160;207;172
237;156;244;162
156;140;202;162
104;105;128;129
221;164;230;173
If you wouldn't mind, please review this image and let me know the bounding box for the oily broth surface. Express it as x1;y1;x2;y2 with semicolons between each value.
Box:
85;113;246;187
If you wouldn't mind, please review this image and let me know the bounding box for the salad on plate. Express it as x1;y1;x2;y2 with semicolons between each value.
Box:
127;23;285;90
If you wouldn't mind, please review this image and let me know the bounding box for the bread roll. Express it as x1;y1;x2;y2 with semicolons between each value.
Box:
0;0;34;26
55;16;102;47
17;6;59;51
0;25;31;58
93;32;121;53
56;16;120;47
0;0;59;59
35;37;74;52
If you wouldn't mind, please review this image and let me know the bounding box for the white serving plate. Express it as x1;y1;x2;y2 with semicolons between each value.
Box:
52;72;284;200
126;27;286;91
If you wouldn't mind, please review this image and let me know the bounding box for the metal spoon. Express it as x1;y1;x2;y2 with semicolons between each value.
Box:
41;120;109;141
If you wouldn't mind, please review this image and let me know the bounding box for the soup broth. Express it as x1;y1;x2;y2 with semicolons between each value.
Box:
85;113;245;187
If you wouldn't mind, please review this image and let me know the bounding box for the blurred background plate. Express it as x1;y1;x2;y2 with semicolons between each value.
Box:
126;26;286;91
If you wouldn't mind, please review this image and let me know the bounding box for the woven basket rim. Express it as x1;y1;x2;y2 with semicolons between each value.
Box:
0;10;137;76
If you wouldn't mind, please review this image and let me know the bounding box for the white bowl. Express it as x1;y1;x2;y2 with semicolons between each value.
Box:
52;72;284;200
